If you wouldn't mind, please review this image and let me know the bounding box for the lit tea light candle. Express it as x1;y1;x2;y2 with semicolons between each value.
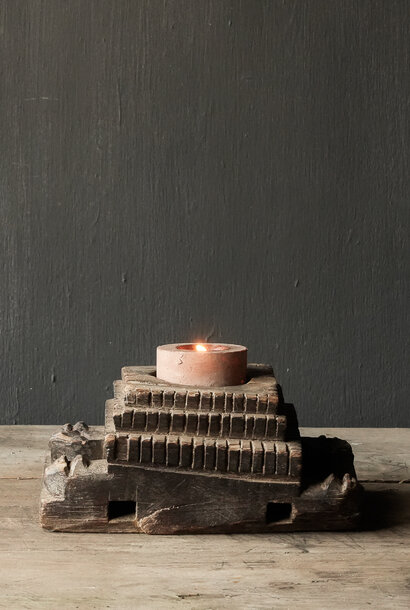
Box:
156;343;248;387
195;344;207;352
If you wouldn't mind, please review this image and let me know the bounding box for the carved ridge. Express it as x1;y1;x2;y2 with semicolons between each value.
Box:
122;388;279;413
106;433;302;477
112;407;287;440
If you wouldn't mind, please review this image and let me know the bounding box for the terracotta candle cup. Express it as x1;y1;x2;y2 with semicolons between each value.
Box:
156;343;248;387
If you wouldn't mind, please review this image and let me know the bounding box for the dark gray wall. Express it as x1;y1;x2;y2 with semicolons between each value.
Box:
1;0;408;426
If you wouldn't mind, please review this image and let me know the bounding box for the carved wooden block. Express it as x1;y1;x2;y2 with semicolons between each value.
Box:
110;404;289;440
40;364;363;533
106;433;302;478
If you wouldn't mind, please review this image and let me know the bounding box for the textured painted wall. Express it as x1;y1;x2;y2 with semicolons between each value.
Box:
0;1;408;426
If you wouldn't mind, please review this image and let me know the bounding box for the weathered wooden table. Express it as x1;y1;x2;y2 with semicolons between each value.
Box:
0;427;408;609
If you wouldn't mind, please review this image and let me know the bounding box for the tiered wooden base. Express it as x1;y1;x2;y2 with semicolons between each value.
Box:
40;365;363;533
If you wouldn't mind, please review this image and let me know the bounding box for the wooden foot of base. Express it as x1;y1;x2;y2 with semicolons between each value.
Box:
40;433;363;534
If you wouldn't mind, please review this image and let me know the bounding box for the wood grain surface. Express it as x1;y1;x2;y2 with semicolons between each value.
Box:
0;0;408;427
0;426;409;608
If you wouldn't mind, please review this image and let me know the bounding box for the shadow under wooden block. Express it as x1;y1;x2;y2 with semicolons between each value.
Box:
360;484;410;530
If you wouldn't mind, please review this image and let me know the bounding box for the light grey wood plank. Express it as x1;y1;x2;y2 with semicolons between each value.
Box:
0;428;409;608
0;478;409;609
0;426;55;479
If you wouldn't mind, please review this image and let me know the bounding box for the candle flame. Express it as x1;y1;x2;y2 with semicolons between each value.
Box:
195;344;207;352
